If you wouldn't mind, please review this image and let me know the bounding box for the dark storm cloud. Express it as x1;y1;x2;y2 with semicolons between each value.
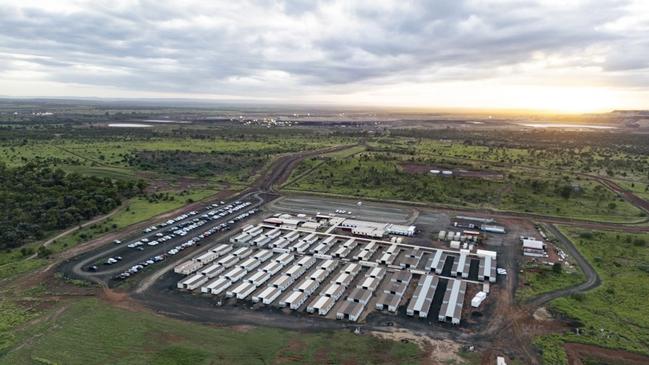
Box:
0;0;647;95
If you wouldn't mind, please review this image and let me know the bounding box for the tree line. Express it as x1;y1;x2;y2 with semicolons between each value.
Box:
0;162;145;250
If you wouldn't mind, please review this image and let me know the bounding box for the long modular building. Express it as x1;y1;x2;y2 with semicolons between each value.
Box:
201;277;231;295
336;300;365;322
307;295;336;316
253;286;282;304
479;255;497;283
178;273;208;290
375;292;401;313
406;274;439;318
451;250;471;278
438;278;467;324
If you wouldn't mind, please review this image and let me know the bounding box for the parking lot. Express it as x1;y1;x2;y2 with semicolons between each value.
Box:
69;195;266;285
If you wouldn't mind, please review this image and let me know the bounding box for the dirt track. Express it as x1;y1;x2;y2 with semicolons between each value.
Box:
565;343;649;365
525;225;601;308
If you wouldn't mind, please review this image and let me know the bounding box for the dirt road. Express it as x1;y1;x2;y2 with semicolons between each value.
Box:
525;224;601;308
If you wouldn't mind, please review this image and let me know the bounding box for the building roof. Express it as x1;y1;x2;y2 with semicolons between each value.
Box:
522;239;545;250
348;287;372;303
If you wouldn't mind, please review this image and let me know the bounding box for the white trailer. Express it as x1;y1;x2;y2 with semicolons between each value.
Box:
269;237;289;249
253;235;271;247
321;283;345;300
357;276;381;292
230;232;251;244
247;271;271;287
260;261;283;276
217;254;239;269
320;235;335;245
224;267;247;282
291;240;310;253
264;228;281;239
274;253;294;266
310;269;328;283
253;249;273;263
310;243;330;255
232;247;253;258
356;249;373;261
200;263;225;279
178;273;207;290
378;251;397;265
307;295;335;315
343;263;361;276
285;264;306;278
202;277;231;295
295;279;319;296
174;260;203;275
334;272;353;287
282;291;307;310
195;251;218;264
296;255;316;269
332;245;351;258
210;244;232;255
239;257;260;271
247;226;263;237
283;231;300;242
253;286;282;304
301;233;319;245
228;282;256;300
367;267;386;280
271;274;294;291
319;259;338;273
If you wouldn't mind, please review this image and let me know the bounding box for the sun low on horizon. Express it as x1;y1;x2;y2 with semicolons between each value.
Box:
1;0;648;113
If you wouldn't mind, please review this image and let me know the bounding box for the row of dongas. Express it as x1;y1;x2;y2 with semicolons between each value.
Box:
228;222;498;283
175;246;480;325
173;225;498;325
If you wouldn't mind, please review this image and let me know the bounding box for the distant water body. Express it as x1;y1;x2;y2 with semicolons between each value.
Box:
519;123;616;129
142;119;191;124
108;123;152;128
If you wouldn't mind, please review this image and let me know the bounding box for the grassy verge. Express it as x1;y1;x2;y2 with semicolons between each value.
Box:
534;228;649;364
1;299;423;365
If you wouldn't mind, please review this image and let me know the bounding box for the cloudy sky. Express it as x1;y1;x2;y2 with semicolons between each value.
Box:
1;0;648;112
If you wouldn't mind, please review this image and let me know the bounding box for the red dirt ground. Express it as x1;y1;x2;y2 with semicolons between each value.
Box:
565;343;649;365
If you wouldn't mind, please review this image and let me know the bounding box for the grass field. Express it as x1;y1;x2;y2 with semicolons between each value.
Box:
369;138;649;180
284;154;644;222
516;263;585;302
535;228;649;364
613;179;649;200
1;299;423;365
0;136;346;185
0;300;36;354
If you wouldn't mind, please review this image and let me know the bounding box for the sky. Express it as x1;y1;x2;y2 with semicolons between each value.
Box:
0;0;648;113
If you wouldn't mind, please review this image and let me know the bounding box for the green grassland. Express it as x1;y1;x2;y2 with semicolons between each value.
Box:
516;263;585;302
284;152;644;222
0;136;345;185
0;300;37;354
613;179;649;200
535;228;649;364
0;299;423;365
368;138;649;181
